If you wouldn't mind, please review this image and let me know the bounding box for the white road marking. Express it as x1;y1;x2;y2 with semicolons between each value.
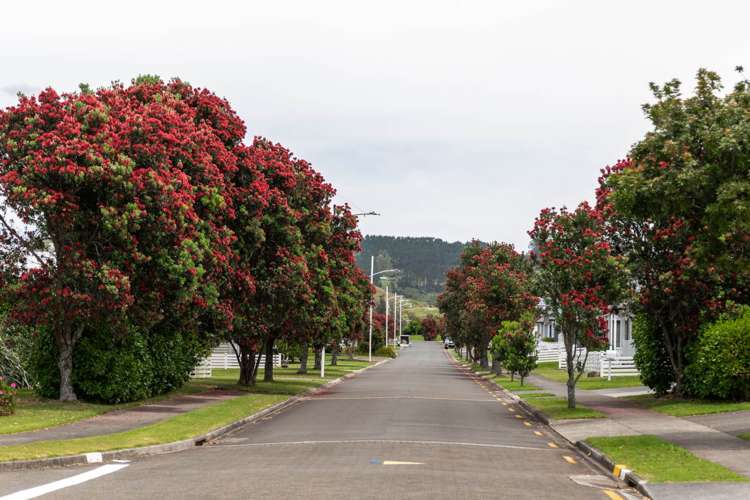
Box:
1;463;129;500
383;460;424;465
211;439;553;451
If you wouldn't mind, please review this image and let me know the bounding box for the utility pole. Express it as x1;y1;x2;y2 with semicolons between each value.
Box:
369;255;374;362
393;293;398;345
385;285;389;348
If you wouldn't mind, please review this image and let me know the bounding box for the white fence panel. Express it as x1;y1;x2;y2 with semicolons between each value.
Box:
200;343;282;371
599;356;639;378
190;359;212;378
559;349;601;372
535;342;562;363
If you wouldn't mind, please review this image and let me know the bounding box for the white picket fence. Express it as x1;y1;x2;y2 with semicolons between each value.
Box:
599;355;639;378
191;343;282;378
558;349;602;373
535;342;562;362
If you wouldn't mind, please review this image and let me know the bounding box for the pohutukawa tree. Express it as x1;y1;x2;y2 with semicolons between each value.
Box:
439;241;536;368
529;203;625;408
0;77;241;400
597;68;750;395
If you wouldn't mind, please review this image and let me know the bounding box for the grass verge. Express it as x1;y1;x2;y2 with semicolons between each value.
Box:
740;433;750;441
519;393;604;420
0;394;286;462
0;384;208;436
533;362;644;390
586;435;748;483
492;376;540;392
626;394;750;417
0;357;376;462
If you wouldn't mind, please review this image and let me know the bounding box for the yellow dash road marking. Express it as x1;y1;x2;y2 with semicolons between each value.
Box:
533;431;543;437
547;442;558;448
523;421;532;427
562;455;577;464
603;490;624;500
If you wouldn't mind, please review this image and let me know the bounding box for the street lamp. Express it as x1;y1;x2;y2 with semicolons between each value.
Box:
368;258;400;362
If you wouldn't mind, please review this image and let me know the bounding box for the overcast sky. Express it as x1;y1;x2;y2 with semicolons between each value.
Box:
2;1;748;249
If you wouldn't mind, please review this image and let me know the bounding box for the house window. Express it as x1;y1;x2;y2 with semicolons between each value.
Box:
624;319;630;341
615;319;621;348
536;322;544;337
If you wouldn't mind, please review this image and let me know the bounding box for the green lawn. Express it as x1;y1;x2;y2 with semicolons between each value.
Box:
627;395;750;417
0;384;208;435
492;376;540;392
0;393;286;462
740;433;750;441
409;335;425;342
519;393;604;420
533;362;644;390
586;435;748;483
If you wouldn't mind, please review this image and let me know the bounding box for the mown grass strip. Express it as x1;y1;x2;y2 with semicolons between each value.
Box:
533;362;644;390
0;384;208;436
586;435;749;483
0;394;286;462
519;393;604;420
626;394;750;417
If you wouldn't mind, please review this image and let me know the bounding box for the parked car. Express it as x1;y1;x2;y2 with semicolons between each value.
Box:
443;338;454;349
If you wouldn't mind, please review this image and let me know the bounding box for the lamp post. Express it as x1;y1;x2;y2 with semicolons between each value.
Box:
368;264;400;362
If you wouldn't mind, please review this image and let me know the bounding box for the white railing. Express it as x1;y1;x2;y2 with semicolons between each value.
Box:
559;349;601;372
600;355;639;378
190;359;212;378
535;341;562;362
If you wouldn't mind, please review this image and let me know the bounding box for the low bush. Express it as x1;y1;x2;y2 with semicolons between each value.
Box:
374;345;397;358
632;314;675;396
30;327;210;404
685;306;750;401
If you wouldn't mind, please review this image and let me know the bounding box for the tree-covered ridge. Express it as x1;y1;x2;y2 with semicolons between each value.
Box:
356;235;474;302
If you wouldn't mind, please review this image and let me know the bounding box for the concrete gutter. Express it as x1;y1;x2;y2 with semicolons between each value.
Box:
489;378;654;499
0;358;391;472
445;354;653;498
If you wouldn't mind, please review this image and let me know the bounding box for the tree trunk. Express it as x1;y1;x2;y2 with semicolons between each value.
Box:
263;337;274;382
56;325;82;402
565;338;576;409
297;341;308;374
491;358;501;375
331;344;338;366
479;346;489;369
238;344;256;386
313;345;322;370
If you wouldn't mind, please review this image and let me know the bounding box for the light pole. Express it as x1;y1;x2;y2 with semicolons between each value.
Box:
393;293;398;345
368;264;400;361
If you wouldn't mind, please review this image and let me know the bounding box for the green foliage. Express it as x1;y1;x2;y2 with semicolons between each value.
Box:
358;236;472;302
0;316;34;389
632;314;675;396
30;328;210;404
403;320;424;338
500;319;538;384
374;345;397;358
685;306;750;400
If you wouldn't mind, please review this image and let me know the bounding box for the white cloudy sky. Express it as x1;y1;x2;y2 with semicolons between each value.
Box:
1;1;748;249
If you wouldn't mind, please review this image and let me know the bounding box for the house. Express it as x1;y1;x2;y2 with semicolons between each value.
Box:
534;305;639;377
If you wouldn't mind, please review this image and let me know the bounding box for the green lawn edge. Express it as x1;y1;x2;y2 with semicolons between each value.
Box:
0;358;376;462
586;435;748;483
519;393;605;420
0;384;209;436
533;362;644;390
626;394;750;417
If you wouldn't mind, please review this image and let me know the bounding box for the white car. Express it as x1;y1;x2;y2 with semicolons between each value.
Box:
443;338;455;349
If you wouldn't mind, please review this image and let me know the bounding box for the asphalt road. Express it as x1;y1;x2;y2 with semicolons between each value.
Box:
0;342;631;499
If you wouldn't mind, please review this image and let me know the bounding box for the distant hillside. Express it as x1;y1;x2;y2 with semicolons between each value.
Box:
356;235;469;305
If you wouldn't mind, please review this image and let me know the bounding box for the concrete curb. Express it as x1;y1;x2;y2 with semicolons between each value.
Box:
576;440;654;499
0;358;391;472
443;353;653;498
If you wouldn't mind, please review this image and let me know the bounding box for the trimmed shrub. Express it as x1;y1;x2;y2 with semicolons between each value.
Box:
685;307;750;401
30;327;210;403
374;345;397;358
632;314;675;396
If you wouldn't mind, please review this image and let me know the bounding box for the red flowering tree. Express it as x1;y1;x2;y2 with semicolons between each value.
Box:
0;77;242;400
596;69;750;394
421;315;439;341
529;203;625;408
439;241;536;368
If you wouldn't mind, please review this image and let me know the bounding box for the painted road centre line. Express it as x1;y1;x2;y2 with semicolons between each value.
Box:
0;463;130;500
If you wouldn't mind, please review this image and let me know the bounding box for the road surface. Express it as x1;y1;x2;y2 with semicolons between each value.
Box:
0;342;631;499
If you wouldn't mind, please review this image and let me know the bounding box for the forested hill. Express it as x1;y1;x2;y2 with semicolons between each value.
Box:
356;235;468;304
